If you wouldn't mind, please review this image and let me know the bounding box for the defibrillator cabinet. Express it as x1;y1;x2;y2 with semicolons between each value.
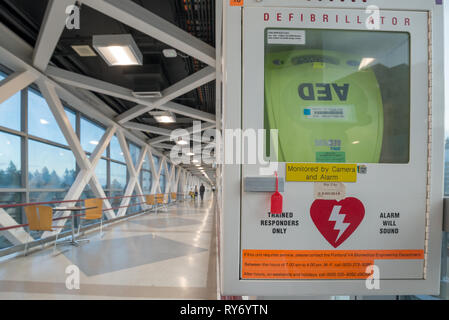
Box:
221;0;445;296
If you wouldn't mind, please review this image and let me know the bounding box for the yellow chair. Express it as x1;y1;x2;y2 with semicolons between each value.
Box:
24;206;64;256
77;198;104;239
146;195;155;206
156;194;164;205
171;193;177;202
156;194;166;212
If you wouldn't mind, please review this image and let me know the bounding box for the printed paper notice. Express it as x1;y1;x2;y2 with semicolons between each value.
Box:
314;182;346;201
267;29;306;45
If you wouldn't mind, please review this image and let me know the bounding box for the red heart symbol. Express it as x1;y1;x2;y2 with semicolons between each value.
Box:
310;198;365;248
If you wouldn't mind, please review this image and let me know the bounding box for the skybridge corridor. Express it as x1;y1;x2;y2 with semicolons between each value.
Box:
0;196;217;299
1;0;449;304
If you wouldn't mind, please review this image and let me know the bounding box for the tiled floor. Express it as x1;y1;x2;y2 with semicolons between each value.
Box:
0;196;218;299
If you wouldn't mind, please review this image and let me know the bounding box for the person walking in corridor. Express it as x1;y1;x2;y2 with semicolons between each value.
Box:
200;184;205;201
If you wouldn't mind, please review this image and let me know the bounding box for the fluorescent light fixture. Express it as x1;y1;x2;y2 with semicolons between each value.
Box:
133;91;162;98
192;159;199;164
162;49;178;58
93;34;143;66
40;119;49;125
90;140;99;145
359;57;376;70
150;111;176;124
186;152;195;156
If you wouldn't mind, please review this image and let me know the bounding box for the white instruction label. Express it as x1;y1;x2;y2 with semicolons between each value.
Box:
314;182;346;201
303;106;355;121
267;29;306;45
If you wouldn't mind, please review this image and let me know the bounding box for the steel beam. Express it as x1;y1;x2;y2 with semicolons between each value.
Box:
81;0;216;66
149;123;217;145
115;67;216;123
0;70;38;104
116;129;148;217
33;0;76;71
0;209;34;245
123;122;172;136
46;66;216;124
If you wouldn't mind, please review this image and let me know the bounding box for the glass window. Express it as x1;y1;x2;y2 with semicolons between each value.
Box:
0;192;22;249
28;89;76;145
160;174;166;193
28;140;76;189
108;190;122;212
128;191;142;215
0;131;21;188
0;192;23;224
129;143;141;167
95;159;108;190
167;162;172;177
0;235;13;250
110;162;127;191
0;73;21;131
29;191;67;203
153;155;160;172
142;171;152;193
83;158;107;192
110;135;125;163
264;29;410;164
142;154;151;170
80;118;106;155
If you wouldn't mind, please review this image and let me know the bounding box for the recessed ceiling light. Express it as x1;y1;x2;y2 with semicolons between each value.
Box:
162;49;177;58
90;140;99;145
40;119;49;125
150;111;176;123
133;91;162;99
186;152;195;156
71;45;97;57
93;34;143;66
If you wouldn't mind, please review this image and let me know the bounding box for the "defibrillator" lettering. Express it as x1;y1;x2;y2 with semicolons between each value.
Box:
298;83;349;101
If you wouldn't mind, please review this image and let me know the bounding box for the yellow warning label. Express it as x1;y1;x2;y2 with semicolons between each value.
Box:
286;163;357;182
230;0;244;6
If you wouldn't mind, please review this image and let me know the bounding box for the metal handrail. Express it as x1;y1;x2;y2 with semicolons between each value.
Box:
0;192;188;232
0;192;190;257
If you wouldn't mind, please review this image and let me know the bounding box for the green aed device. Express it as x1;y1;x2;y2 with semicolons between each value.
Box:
264;49;384;163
